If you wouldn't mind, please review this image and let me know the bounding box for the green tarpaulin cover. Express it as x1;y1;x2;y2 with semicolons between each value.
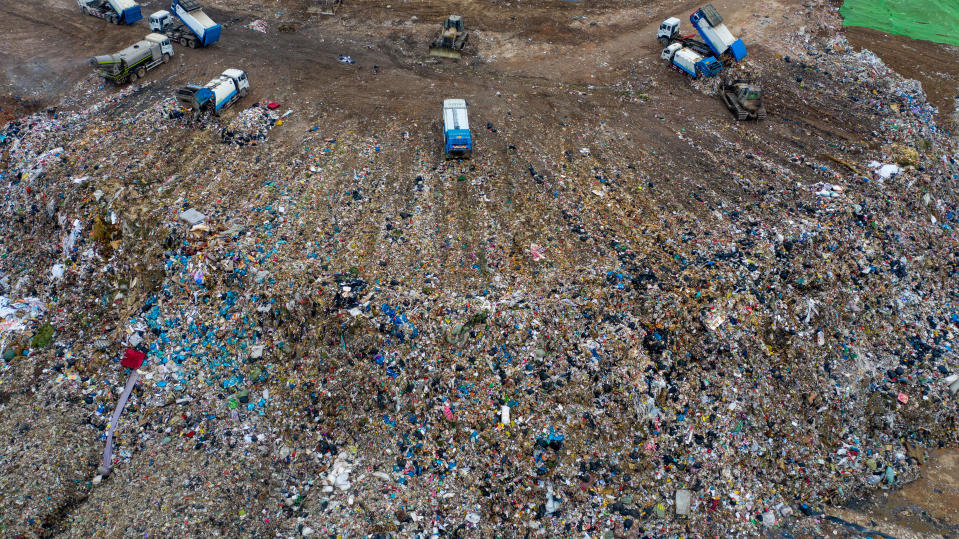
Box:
840;0;959;47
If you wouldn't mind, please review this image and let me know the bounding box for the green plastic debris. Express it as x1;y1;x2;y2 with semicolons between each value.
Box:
31;323;54;349
467;310;489;326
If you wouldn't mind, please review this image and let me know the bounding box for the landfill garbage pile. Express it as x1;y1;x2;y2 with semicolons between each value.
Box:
0;12;958;539
220;104;280;146
145;96;190;122
249;19;269;34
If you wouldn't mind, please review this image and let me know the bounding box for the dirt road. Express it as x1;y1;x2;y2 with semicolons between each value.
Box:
0;0;844;125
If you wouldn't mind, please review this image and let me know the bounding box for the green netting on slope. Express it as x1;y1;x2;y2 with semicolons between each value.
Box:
840;0;959;47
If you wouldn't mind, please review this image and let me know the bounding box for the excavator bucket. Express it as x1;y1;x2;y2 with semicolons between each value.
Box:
429;46;462;59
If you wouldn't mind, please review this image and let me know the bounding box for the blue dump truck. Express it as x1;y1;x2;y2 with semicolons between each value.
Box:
77;0;142;25
689;4;746;62
443;99;472;159
176;69;250;117
661;43;722;79
149;0;222;49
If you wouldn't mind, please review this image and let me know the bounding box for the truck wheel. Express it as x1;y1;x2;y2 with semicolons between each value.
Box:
137;67;146;79
128;72;137;83
189;39;198;49
179;37;188;46
658;36;670;46
162;53;170;64
239;88;248;98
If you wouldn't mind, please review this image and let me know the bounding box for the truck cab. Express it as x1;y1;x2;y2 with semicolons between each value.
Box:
222;69;250;96
207;70;249;113
442;98;472;159
661;43;682;61
145;33;174;57
149;10;172;31
657;17;680;45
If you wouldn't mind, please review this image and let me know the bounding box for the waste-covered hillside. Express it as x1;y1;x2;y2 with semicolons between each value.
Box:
1;0;958;536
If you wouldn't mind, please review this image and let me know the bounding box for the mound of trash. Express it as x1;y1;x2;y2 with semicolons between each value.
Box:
219;104;280;145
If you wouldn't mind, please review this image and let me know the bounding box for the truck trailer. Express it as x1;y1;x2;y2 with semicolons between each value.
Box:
176;69;250;116
442;99;472;159
661;43;722;79
77;0;142;25
689;4;746;62
149;0;221;48
90;34;174;85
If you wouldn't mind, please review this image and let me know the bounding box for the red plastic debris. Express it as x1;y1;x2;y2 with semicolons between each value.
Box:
121;348;146;370
266;102;280;110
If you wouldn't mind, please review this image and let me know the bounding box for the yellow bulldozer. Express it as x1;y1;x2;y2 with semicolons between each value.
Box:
429;15;468;59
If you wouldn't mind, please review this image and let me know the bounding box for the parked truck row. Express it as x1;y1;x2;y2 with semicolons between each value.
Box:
80;0;220;48
79;0;755;152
